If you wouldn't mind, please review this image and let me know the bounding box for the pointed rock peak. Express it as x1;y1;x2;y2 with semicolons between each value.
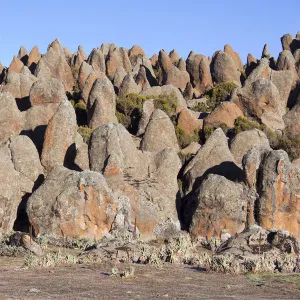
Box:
247;53;257;64
178;58;186;71
262;44;270;58
8;56;24;73
17;45;28;59
224;44;233;52
29;45;40;56
188;51;195;58
128;45;144;57
296;31;300;40
78;45;87;60
169;49;180;63
150;54;158;65
48;38;63;52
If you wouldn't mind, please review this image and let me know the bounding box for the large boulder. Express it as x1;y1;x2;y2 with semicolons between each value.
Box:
0;136;43;235
35;39;74;92
8;56;24;73
257;150;300;237
26;165;119;239
137;99;155;136
118;73;141;97
77;61;94;90
165;66;190;92
141;109;179;152
224;44;243;71
2;67;37;106
41;100;77;171
27;46;41;73
183;128;242;192
89;123;181;239
210;51;241;86
186;52;211;97
177;108;203;136
230;129;270;165
0;92;23;145
204;102;244;128
284;96;300;138
87;77;117;129
188;174;247;239
87;48;106;74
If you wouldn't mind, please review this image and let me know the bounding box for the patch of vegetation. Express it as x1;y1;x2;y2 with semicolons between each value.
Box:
116;93;178;134
77;126;93;144
175;126;199;148
204;82;236;110
190;102;210;113
178;152;193;165
233;117;266;135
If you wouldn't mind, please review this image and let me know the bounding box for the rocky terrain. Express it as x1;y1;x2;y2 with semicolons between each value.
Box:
1;32;300;282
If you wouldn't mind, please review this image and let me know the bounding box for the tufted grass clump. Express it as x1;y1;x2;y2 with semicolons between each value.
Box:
77;126;93;144
204;82;236;110
175;126;199;148
203;123;229;141
190;102;210;113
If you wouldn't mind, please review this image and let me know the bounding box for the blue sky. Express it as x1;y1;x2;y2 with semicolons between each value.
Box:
0;1;299;66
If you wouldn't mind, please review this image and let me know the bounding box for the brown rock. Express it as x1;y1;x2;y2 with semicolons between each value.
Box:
165;66;190;92
41;100;77;171
177;108;202;136
17;46;28;61
135;66;150;90
169;49;180;65
74;133;90;171
27;46;41;73
0;92;23;144
35;39;74;92
87;77;117;129
211;51;241;86
128;45;145;57
224;44;243;71
281;33;295;51
204;102;244;128
189;174;247;239
150;54;158;67
246;53;258;76
158;50;173;74
8;56;24;73
77;61;94;90
87;48;106;74
29;77;66;107
27;165;119;239
118;73;142;97
81;72;105;104
137;99;155;136
78;45;87;60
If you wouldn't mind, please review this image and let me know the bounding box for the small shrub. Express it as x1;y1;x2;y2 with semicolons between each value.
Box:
152;92;178;117
190;102;210;113
204;82;236;110
175;126;199;148
203;123;229;141
77;126;93;144
233;117;265;135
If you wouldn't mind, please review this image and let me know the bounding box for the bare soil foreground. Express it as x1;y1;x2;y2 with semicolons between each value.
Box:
0;258;299;300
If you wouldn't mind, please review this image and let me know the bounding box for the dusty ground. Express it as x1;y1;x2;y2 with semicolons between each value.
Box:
0;257;300;300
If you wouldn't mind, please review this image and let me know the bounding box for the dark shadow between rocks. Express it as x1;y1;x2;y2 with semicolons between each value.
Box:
15;96;31;111
192;161;244;193
64;143;81;171
13;174;45;233
21;125;47;156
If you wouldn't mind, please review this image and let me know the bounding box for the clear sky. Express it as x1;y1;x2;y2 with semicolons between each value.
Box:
0;0;299;66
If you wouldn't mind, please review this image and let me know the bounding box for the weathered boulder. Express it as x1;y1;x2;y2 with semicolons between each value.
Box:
246;53;258;76
81;72;105;104
231;58;286;131
211;51;241;86
128;45;144;57
74;133;89;171
0;137;43;235
2;67;37;103
41;100;77;171
204;102;244;128
8;56;24;73
89;123;181;239
26;46;41;73
165;66;190;92
257;150;300;237
0;92;23;145
17;46;28;62
29;77;66;107
180;142;201;156
118;73;141;97
35;39;74;92
284;96;300;138
230;129;270;165
224;44;243;71
183;128;242;192
177;108;203;136
188;174;247;239
26;165;119;239
137;99;155;136
141;109;179;152
87;48;106;74
135;66;150;90
186;52;211;97
113;67;127;91
70;51;84;80
169;49;180;65
87;76;117;129
78;45;87;60
77;61;94;90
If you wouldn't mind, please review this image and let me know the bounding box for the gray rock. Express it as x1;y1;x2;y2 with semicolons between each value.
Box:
141;109;179;153
41;100;77;171
230;129;270;165
87;48;106;74
183;128;241;192
137;99;155;136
